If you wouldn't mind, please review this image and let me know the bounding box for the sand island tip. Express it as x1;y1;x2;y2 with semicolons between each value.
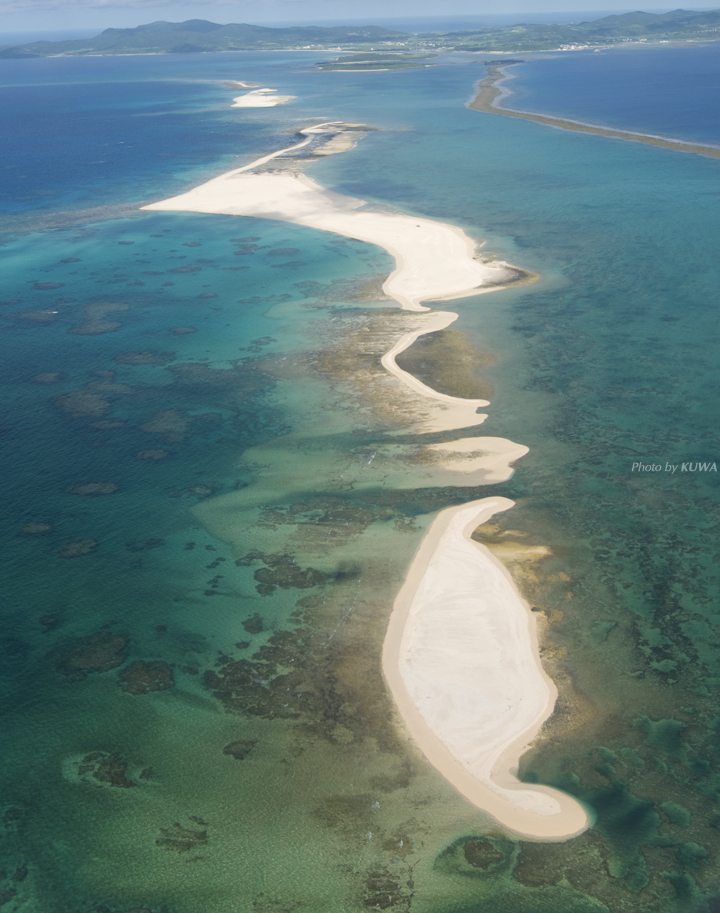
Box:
141;127;525;313
383;497;590;841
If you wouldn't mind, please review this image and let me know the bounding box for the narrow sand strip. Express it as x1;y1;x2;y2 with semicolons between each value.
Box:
383;497;589;840
381;310;490;433
471;64;720;161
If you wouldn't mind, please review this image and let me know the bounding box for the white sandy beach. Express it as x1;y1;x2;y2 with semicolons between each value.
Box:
143;133;585;840
383;497;589;840
142;142;515;312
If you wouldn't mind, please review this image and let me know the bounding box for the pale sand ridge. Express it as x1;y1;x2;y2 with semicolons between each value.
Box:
383;497;590;839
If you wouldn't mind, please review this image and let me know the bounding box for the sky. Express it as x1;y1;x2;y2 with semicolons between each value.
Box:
0;0;714;36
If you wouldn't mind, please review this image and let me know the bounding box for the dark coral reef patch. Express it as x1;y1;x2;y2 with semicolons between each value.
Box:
55;631;128;681
69;302;129;336
156;819;208;853
222;739;257;760
118;660;174;694
76;752;136;788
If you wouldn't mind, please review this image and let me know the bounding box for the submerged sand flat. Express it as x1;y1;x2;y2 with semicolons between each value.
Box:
143;128;587;840
384;498;589;840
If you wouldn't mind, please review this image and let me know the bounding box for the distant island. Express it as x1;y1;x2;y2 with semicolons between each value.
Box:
315;53;438;71
1;9;719;59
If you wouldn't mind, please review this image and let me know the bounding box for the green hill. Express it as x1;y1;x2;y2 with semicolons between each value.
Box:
0;19;405;58
1;9;719;58
431;7;720;51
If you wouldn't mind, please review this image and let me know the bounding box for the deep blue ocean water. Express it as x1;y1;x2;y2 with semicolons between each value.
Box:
1;45;720;913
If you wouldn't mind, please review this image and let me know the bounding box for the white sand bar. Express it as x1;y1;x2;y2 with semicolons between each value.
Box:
427;437;529;482
383;497;589;840
232;88;296;107
142;158;514;312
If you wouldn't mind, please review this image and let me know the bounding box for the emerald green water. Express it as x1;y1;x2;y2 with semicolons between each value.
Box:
1;50;719;913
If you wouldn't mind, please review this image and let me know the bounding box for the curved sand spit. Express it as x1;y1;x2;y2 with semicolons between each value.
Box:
384;497;589;839
142;137;515;312
142;129;588;839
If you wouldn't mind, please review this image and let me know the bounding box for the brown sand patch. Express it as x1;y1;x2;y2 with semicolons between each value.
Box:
69;303;129;336
139;409;190;443
54;390;111;419
135;449;171;461
59;538;99;558
30;372;65;384
114;350;176;366
5;308;60;325
19;522;53;535
66;483;119;496
170;326;196;335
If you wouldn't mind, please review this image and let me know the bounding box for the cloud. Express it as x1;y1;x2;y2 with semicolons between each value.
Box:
0;0;334;9
1;0;184;10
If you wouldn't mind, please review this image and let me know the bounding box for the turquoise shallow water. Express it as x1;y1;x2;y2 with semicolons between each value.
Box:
1;47;720;912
